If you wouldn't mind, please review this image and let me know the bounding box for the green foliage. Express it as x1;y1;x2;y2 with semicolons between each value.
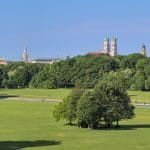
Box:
53;88;84;124
0;62;45;88
134;71;145;91
77;91;102;128
0;53;150;91
120;53;144;69
136;58;150;70
77;73;134;128
145;77;150;91
72;55;119;88
54;73;134;129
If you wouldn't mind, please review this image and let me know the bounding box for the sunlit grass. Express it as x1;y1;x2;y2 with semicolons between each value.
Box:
0;88;72;99
128;90;150;103
0;100;149;150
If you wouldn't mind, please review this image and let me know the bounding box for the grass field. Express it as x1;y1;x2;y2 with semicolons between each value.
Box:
1;88;150;103
128;91;150;103
0;88;72;100
0;100;149;150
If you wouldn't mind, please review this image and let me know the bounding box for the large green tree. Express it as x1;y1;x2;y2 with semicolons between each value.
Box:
77;91;102;128
53;88;84;125
77;72;135;128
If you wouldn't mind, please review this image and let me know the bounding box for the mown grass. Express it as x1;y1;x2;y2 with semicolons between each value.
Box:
128;90;150;103
0;100;149;150
0;88;72;99
0;88;150;103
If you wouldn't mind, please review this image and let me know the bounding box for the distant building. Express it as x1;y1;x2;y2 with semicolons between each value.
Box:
0;59;8;65
88;37;118;57
140;43;147;57
23;46;29;63
110;37;117;56
31;58;61;64
103;37;110;54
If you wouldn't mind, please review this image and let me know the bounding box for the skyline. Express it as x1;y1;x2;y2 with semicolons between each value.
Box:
0;0;150;60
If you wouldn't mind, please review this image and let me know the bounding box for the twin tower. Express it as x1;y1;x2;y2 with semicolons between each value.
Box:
103;37;117;57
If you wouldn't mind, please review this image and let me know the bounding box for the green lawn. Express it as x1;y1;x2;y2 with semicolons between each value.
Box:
0;88;149;102
0;100;149;150
1;88;150;103
128;90;150;103
0;88;71;99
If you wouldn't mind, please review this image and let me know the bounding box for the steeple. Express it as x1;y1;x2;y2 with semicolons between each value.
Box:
23;46;29;63
110;37;117;56
104;37;110;54
141;43;147;57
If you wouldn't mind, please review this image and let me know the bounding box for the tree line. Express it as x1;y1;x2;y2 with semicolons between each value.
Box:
0;53;150;91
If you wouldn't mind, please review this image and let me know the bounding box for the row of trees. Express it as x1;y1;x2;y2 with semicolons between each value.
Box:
0;62;45;88
53;73;135;129
0;53;150;91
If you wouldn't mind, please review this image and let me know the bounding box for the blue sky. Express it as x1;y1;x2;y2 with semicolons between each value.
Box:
0;0;150;60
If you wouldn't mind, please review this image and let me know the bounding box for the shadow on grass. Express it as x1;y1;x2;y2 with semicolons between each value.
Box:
64;123;78;127
0;140;61;150
0;95;19;99
95;124;150;130
64;123;150;130
129;95;137;97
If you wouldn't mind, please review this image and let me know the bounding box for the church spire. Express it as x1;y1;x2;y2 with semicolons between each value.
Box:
110;37;117;56
104;37;110;54
23;46;29;63
141;43;147;57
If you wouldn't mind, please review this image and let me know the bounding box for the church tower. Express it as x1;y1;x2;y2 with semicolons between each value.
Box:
104;38;110;54
110;37;117;56
141;43;147;57
23;46;29;63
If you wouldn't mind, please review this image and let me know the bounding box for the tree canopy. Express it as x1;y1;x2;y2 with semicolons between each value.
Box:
0;53;149;91
53;73;135;129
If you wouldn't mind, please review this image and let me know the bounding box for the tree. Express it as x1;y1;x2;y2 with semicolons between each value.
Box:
97;73;134;126
145;77;150;91
0;67;4;87
1;62;44;88
134;71;145;91
136;58;150;71
77;91;102;128
94;73;135;127
120;53;144;69
53;88;84;125
76;72;135;128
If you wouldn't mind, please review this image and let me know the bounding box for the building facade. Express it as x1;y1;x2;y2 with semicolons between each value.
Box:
0;59;8;65
32;58;61;64
88;37;118;57
103;37;117;56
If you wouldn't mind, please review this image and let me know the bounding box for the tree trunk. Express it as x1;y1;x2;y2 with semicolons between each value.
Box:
104;116;107;127
69;120;72;125
116;119;119;127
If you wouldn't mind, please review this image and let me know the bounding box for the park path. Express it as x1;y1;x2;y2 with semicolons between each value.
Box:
1;97;150;107
134;103;150;107
0;96;62;102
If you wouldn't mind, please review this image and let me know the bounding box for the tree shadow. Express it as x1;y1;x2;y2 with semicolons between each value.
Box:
64;123;77;126
0;140;61;150
95;124;150;130
129;95;137;97
0;95;19;99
